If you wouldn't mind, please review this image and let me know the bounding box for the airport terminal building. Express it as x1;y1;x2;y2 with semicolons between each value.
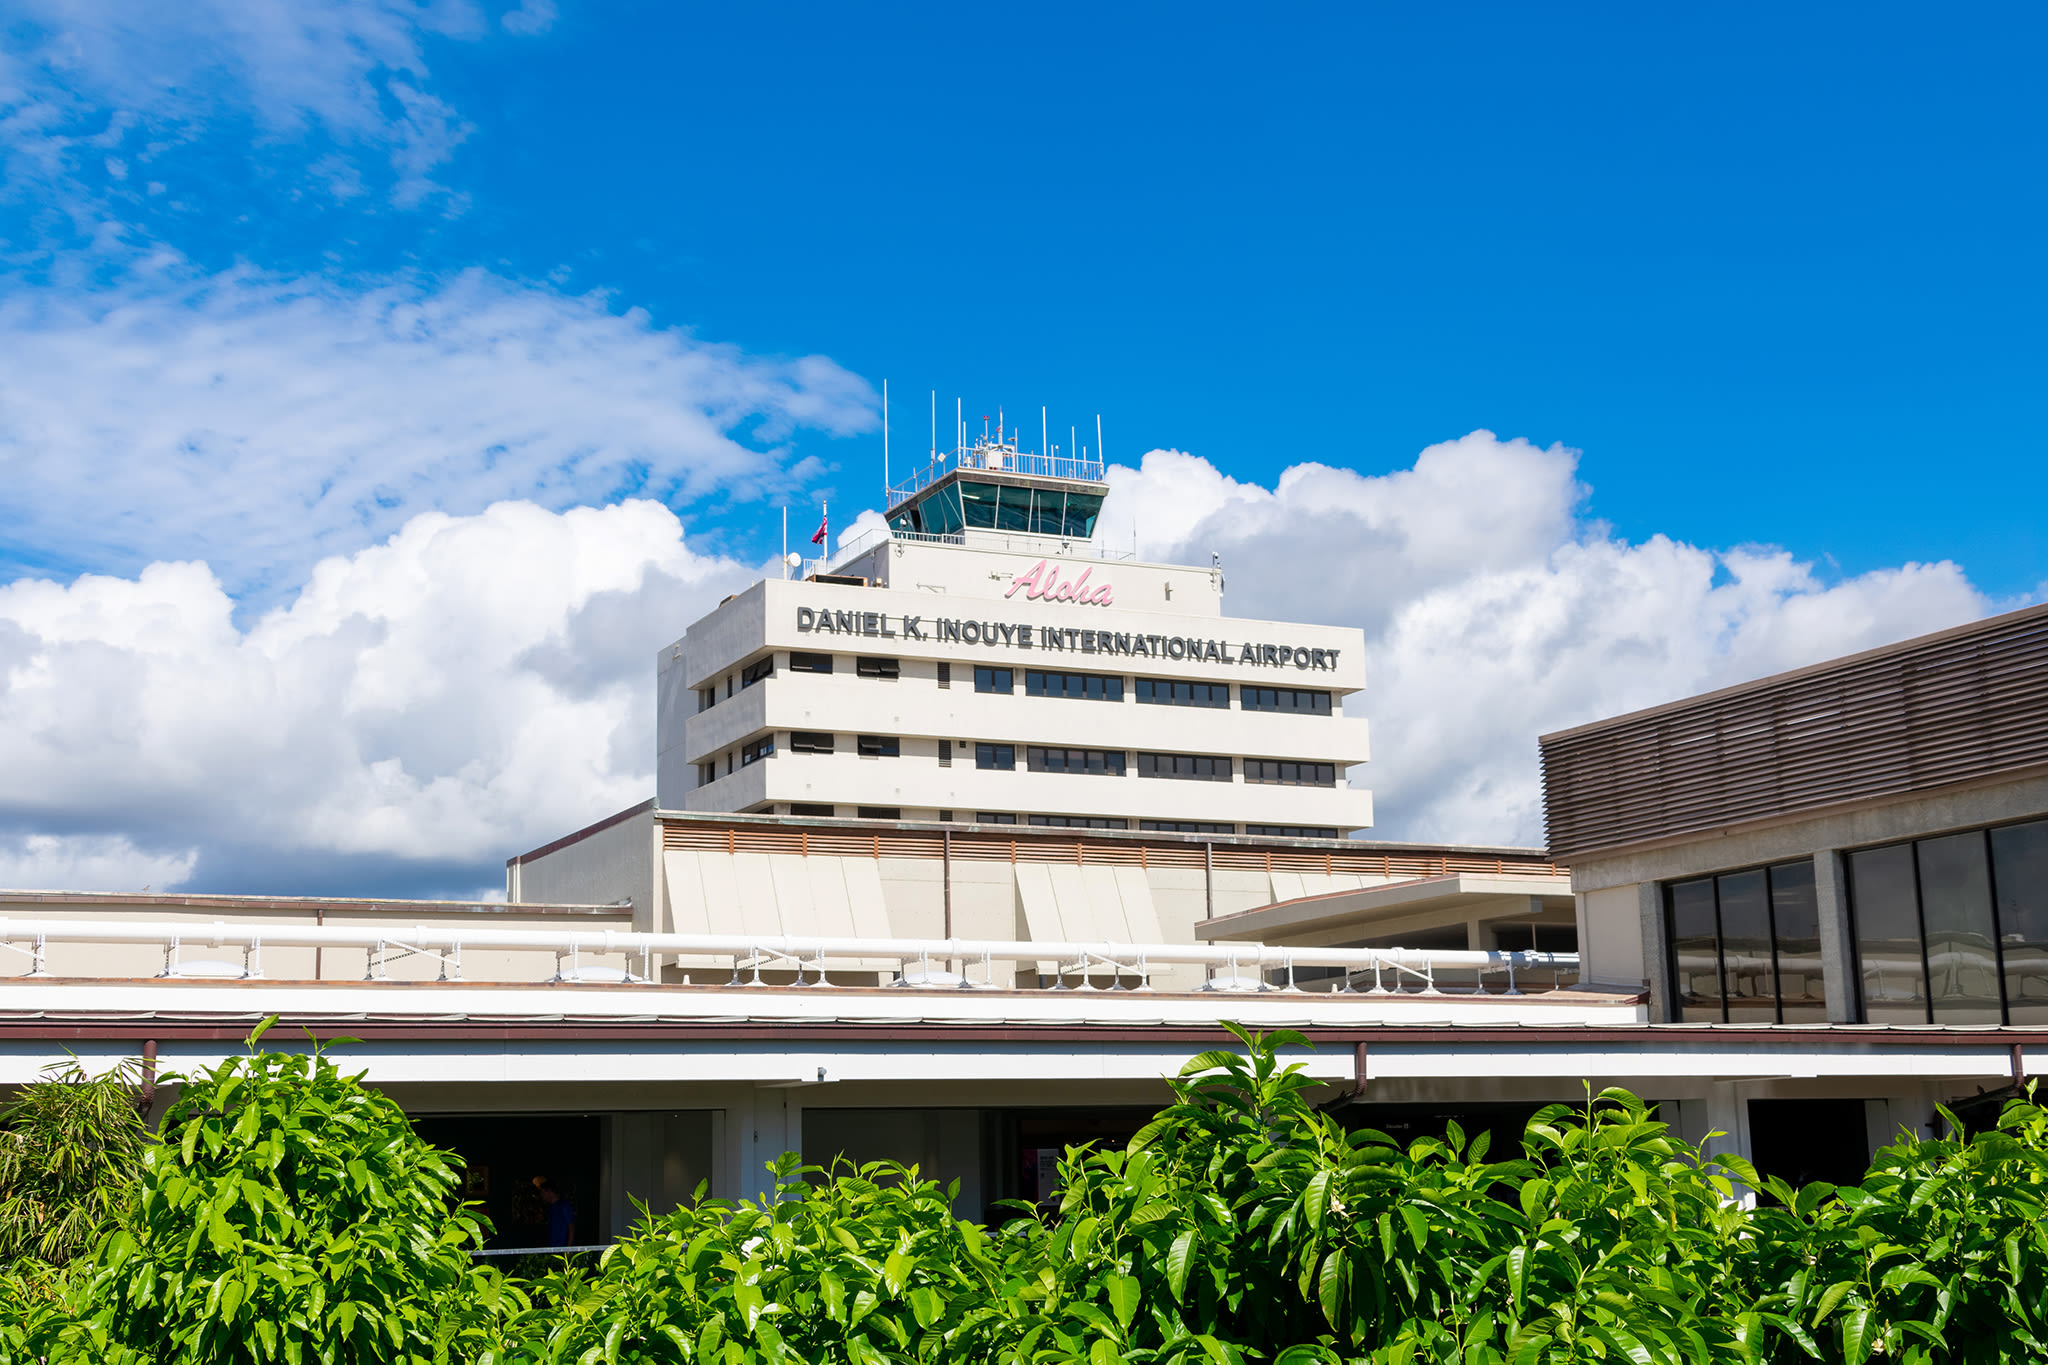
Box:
2;434;2046;1243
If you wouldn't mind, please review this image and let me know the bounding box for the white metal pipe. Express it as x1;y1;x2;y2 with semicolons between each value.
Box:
0;917;1572;974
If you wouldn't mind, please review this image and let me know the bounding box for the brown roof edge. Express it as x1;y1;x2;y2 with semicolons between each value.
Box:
507;798;657;867
1538;599;2047;746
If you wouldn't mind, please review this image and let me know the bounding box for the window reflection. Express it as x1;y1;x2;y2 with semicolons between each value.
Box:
1769;862;1826;1023
1995;821;2048;1025
1849;843;1927;1024
1664;859;1827;1024
1917;832;2001;1024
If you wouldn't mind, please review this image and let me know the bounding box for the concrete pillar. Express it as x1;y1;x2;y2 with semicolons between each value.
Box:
1814;850;1859;1023
1636;882;1669;1020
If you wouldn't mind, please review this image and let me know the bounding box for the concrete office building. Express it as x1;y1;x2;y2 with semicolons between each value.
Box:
661;434;1371;837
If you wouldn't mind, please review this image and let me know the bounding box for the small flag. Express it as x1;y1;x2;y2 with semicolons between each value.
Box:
810;504;828;545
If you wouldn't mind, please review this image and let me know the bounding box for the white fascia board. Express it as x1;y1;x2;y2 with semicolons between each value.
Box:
1200;874;1575;940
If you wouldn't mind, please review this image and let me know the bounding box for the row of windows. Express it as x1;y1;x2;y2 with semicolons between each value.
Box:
714;736;1339;783
703;654;1337;714
1663;817;2048;1025
772;806;1337;838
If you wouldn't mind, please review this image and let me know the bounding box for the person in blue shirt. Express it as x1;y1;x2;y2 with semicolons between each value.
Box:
533;1176;577;1246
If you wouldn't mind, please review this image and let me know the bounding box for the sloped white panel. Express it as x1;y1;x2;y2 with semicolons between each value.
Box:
1014;862;1063;972
1269;872;1307;902
1079;866;1128;940
768;854;819;938
1047;864;1102;941
730;853;782;936
661;850;710;935
842;859;894;939
695;852;748;937
806;857;857;938
1110;865;1166;943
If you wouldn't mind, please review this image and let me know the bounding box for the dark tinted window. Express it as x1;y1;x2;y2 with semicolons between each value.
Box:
789;731;834;754
789;651;833;674
1028;815;1128;829
1245;824;1338;839
1240;686;1332;715
936;662;951;688
789;802;834;816
857;806;901;820
975;743;1015;771
974;666;1013;694
1025;670;1124;701
857;735;900;757
1994;820;2048;1025
1850;843;1929;1024
1244;759;1336;786
1143;820;1236;834
1026;747;1126;775
741;657;775;688
739;735;774;766
1664;860;1828;1024
1135;678;1228;708
1918;832;2000;1024
1136;752;1230;781
857;656;899;679
974;812;1017;824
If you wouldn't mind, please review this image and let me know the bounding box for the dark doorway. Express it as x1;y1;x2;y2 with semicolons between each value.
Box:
990;1107;1155;1222
1335;1102;1547;1164
1747;1099;1870;1190
412;1114;604;1248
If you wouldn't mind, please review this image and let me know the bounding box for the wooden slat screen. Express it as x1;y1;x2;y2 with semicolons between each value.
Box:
661;818;1558;877
1540;604;2048;860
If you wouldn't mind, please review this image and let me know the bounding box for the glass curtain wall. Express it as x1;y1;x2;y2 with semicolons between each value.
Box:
1848;818;2048;1024
1663;859;1826;1022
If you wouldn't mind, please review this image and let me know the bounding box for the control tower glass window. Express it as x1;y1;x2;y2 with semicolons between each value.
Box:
997;484;1033;532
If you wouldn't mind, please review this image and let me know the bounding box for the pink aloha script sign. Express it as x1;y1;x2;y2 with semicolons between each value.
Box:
1004;559;1115;606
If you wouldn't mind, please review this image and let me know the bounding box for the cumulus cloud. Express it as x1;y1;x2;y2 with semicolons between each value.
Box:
0;499;755;895
0;258;874;600
1101;433;1993;845
0;833;196;894
0;0;530;210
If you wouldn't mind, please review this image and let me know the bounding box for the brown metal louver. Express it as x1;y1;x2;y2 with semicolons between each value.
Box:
1539;602;2048;860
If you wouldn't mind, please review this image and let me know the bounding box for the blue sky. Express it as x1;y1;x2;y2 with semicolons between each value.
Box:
0;2;2037;896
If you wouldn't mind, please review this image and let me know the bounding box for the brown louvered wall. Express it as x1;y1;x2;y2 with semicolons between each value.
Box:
1540;604;2048;860
659;818;1558;878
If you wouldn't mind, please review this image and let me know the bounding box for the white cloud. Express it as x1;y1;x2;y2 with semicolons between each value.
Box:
0;257;875;599
1104;434;1994;845
0;499;755;892
0;0;528;208
0;432;2006;894
0;833;196;894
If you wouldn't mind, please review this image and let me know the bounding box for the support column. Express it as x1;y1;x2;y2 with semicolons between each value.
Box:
1635;883;1669;1020
1814;850;1858;1023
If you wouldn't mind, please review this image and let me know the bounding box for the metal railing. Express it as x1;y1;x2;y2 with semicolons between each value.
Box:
887;441;1106;507
0;918;1579;996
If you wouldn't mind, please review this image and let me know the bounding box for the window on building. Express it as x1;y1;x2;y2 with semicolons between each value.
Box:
975;743;1015;771
789;651;834;674
738;735;775;767
975;812;1017;824
1028;815;1129;829
974;666;1013;694
1241;686;1332;715
1246;824;1339;839
1135;678;1228;708
1026;747;1126;776
937;662;951;689
1025;670;1125;701
1244;759;1336;787
1492;924;1580;953
857;806;902;820
938;739;952;768
857;734;900;757
789;731;834;754
1142;820;1236;834
740;657;775;689
698;687;717;712
698;763;717;788
939;809;953;822
1664;859;1824;1024
1136;752;1231;782
1847;819;2048;1025
857;656;900;679
789;802;835;817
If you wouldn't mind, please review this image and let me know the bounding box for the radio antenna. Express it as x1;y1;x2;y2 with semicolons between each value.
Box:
929;390;936;461
1096;413;1104;468
1040;406;1047;461
882;378;889;494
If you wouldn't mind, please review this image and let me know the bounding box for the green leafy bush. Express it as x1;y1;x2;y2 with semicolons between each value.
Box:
11;1021;2048;1365
0;1055;151;1270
